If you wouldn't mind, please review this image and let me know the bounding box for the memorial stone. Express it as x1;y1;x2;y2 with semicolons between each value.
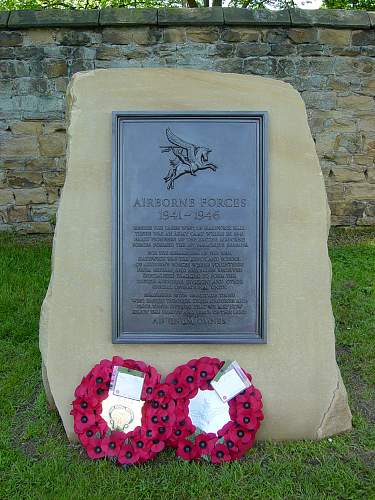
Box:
39;68;352;442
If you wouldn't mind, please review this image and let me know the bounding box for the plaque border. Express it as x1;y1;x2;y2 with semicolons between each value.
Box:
112;111;268;344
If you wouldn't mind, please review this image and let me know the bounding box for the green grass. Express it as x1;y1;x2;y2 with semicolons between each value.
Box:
0;229;374;500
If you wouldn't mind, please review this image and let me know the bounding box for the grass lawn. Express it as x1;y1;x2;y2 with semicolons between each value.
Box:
0;229;374;499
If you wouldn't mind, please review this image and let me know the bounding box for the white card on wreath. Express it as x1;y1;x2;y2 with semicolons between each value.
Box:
112;367;145;401
211;361;250;403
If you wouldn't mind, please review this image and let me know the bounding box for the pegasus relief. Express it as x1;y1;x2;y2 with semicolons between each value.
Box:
160;127;218;190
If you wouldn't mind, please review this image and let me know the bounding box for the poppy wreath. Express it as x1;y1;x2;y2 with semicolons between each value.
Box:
165;356;264;463
71;356;175;465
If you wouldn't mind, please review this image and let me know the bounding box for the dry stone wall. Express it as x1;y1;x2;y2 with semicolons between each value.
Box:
1;7;375;233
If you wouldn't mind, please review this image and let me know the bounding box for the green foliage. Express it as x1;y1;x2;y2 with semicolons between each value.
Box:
0;0;298;12
323;0;375;9
1;0;374;11
0;0;180;10
0;228;374;499
229;0;299;8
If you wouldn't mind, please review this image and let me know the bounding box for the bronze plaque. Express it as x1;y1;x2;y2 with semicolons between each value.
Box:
112;112;267;343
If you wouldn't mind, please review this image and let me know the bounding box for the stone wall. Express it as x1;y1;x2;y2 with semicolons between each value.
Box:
1;7;375;233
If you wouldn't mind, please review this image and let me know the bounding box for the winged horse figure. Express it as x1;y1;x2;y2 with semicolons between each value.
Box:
160;128;218;190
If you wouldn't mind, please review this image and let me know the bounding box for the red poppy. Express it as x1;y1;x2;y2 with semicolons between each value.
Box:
144;401;175;426
186;358;199;369
117;442;140;465
74;374;90;398
249;386;262;400
165;367;182;387
228;394;263;430
101;431;124;457
92;400;103;414
111;355;125;367
142;367;162;400
90;363;112;386
225;439;241;459
138;425;166;454
224;425;254;450
149;365;162;384
234;408;263;425
130;429;154;460
156;425;173;441
144;407;172;436
170;381;192;399
232;434;255;457
218;423;256;457
86;440;106;460
239;389;262;406
217;422;232;439
140;425;159;443
150;439;165;453
211;443;231;464
172;397;194;432
228;404;238;421
95;415;108;433
148;398;175;425
91;358;112;375
90;382;110;400
175;399;189;421
238;414;260;431
79;426;101;447
176;439;198;460
198;356;221;368
194;433;216;457
244;396;263;412
234;388;252;404
72;396;99;414
73;409;97;434
195;361;219;389
150;383;172;404
152;406;176;428
168;420;195;446
180;366;198;388
125;359;148;372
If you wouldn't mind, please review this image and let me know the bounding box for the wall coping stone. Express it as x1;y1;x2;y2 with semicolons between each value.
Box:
223;7;290;26
290;7;370;28
0;11;9;28
8;9;99;28
1;7;374;29
158;7;223;26
99;8;157;26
